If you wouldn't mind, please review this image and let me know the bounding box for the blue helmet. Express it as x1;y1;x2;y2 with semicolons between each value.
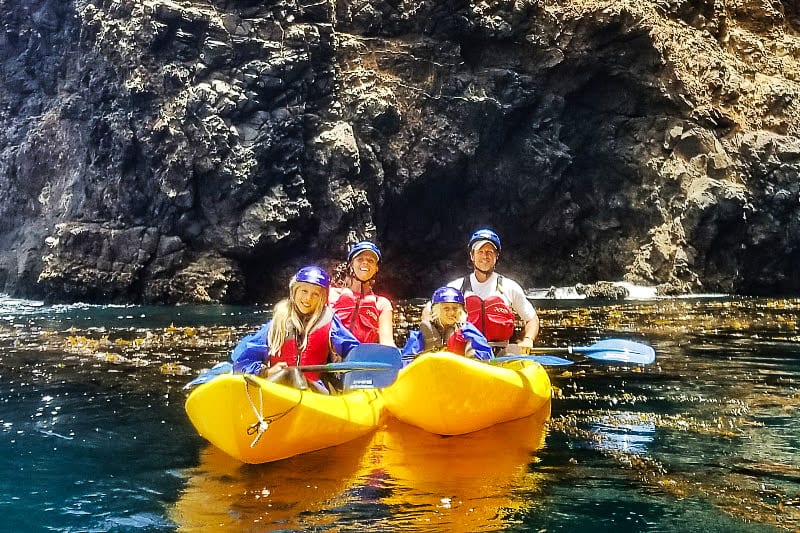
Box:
431;286;465;306
468;228;501;253
292;266;330;289
347;241;382;263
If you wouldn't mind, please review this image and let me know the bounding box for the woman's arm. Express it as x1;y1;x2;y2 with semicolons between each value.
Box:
378;308;396;347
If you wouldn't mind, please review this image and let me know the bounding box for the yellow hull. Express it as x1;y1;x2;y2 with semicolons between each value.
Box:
185;374;385;464
381;352;551;435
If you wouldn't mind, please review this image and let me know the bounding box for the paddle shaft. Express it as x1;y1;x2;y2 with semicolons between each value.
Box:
491;354;574;366
525;346;573;354
294;362;394;372
521;346;628;355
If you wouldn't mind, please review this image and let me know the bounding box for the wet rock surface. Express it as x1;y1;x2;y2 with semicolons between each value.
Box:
0;0;798;303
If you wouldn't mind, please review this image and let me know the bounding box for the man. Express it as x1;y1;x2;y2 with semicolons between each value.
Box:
446;228;539;349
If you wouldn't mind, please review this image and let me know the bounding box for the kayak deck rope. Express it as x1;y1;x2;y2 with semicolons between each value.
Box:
243;375;302;448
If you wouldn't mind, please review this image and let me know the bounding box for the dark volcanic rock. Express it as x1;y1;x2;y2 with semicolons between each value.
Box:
0;0;799;303
575;281;629;301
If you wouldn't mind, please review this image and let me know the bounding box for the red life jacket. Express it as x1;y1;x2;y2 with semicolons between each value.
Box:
461;275;516;342
330;289;381;343
269;313;333;382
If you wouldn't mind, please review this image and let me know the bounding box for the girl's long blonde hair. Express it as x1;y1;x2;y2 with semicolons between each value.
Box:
268;282;328;355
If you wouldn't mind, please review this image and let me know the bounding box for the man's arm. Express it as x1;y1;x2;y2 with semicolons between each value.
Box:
518;313;540;349
503;278;539;347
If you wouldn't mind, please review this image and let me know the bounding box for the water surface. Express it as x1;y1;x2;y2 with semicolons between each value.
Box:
0;295;798;531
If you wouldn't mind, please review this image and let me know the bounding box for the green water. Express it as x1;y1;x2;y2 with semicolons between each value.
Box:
0;296;798;531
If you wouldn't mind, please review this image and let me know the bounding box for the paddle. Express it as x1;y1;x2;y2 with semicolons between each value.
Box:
183;344;402;391
183;361;234;389
266;344;402;392
491;354;576;366
290;361;396;372
493;339;656;366
342;343;402;391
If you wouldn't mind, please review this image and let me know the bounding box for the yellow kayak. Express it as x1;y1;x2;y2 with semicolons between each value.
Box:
185;373;385;464
380;352;551;435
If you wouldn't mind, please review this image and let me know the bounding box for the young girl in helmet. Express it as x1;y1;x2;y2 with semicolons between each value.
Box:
230;266;359;389
329;241;395;346
401;287;492;365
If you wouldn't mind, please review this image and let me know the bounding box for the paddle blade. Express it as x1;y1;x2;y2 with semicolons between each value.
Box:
342;344;402;390
574;339;655;364
183;361;233;390
492;355;574;367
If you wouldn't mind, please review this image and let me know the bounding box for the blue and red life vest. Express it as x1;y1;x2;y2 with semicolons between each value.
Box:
419;322;467;355
461;275;516;342
401;320;493;362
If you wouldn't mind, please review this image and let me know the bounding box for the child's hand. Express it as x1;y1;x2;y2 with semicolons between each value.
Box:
265;362;288;376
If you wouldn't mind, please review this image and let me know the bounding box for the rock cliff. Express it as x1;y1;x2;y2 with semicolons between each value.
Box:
0;0;798;303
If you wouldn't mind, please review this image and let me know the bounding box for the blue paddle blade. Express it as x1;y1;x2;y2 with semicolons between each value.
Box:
492;355;574;366
342;344;402;390
183;361;233;390
573;339;655;364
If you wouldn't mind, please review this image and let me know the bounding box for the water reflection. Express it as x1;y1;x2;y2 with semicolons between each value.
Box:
544;309;800;530
589;413;656;454
171;434;374;531
171;410;549;531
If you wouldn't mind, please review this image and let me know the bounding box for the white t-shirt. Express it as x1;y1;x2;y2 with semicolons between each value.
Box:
448;272;537;323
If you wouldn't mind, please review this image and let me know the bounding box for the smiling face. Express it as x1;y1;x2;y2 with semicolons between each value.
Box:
350;251;379;282
434;302;464;327
292;282;325;315
470;242;498;273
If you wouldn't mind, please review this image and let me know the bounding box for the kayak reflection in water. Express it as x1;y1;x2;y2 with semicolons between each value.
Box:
401;287;493;365
230;266;359;392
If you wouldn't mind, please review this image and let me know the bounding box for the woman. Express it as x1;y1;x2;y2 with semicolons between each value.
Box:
231;266;359;389
329;241;395;346
401;286;492;364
